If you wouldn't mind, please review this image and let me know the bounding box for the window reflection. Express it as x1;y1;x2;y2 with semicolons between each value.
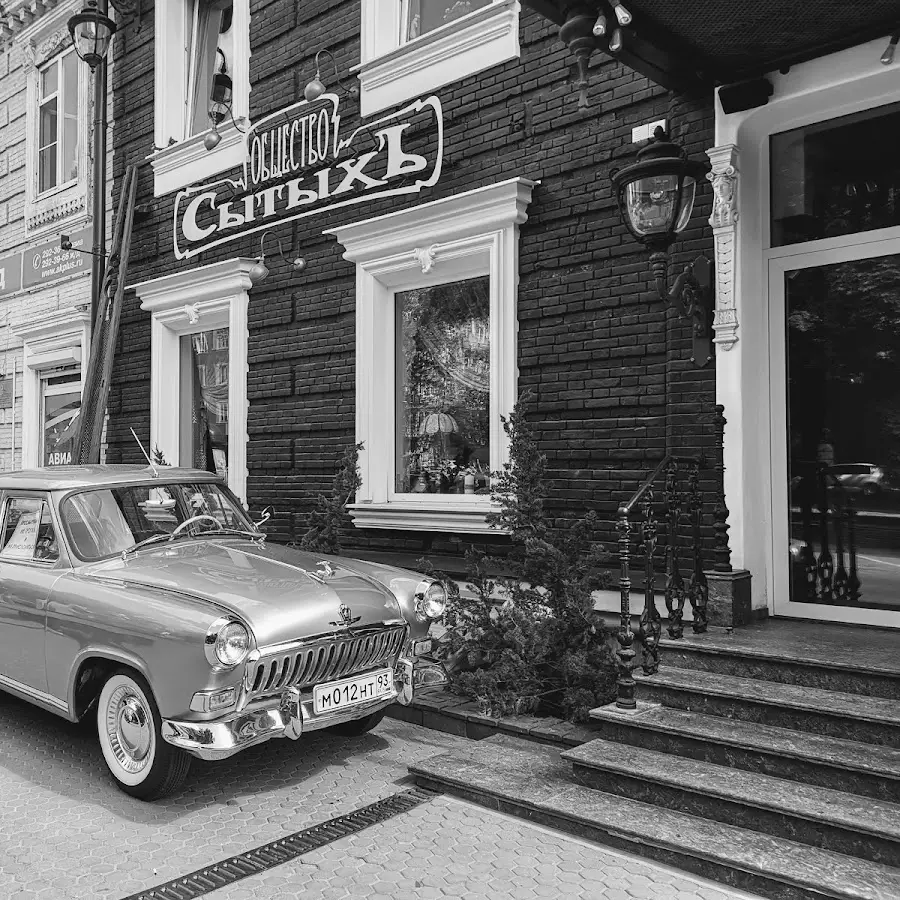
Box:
395;277;491;495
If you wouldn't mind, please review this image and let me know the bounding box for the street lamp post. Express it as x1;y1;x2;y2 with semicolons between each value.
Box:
67;0;117;330
611;127;713;366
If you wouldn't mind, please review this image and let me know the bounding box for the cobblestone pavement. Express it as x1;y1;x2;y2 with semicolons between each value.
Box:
0;689;762;900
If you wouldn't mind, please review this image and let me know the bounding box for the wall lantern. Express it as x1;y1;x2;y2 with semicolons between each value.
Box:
248;230;307;286
303;48;359;103
611;127;714;367
67;0;117;70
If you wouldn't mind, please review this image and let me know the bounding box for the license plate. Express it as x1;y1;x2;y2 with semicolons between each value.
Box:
313;668;394;715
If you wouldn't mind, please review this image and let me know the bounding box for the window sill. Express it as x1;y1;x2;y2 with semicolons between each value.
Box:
348;501;500;534
148;119;247;198
354;0;520;116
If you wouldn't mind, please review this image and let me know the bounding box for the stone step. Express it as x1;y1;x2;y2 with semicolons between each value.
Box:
589;703;900;803
563;737;900;866
658;634;900;700
634;667;900;747
410;734;900;900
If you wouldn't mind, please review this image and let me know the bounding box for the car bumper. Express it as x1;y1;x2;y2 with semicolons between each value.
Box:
160;658;445;761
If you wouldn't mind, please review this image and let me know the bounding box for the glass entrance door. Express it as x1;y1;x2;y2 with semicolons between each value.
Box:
770;239;900;626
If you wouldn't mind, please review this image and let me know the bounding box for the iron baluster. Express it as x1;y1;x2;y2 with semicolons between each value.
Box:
816;465;834;603
832;492;849;603
616;508;636;709
712;405;732;572
639;488;661;674
687;462;709;633
846;496;861;604
798;468;818;602
664;460;686;639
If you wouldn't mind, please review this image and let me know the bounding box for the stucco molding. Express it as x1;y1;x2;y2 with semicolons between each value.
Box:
707;143;740;350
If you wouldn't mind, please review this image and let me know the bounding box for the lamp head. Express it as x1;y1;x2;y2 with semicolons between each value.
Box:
248;258;269;285
67;0;117;70
203;126;222;151
304;77;326;103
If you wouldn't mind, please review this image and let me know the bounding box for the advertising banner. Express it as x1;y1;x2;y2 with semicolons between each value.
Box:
22;226;92;289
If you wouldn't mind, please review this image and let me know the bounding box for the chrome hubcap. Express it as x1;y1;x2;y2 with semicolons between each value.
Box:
106;686;153;774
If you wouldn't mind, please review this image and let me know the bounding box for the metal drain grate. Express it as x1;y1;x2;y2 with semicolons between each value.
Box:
120;787;439;900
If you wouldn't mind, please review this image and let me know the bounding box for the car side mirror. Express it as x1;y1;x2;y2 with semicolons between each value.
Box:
254;506;273;528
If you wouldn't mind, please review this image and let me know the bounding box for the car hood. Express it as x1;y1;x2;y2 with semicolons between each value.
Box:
80;539;405;647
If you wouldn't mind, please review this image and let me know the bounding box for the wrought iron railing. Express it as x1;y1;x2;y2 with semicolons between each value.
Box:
791;463;860;605
615;405;732;709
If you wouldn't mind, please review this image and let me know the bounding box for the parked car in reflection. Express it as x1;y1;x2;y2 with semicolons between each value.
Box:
830;463;886;496
0;465;447;799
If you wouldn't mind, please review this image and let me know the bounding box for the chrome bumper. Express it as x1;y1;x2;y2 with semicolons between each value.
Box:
160;657;443;761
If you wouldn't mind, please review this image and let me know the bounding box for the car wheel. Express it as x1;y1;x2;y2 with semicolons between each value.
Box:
327;710;387;736
97;670;191;800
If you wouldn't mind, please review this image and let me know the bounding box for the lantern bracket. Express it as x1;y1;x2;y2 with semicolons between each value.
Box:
651;251;713;367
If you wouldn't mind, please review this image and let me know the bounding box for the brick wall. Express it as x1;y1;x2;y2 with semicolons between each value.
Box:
108;0;717;568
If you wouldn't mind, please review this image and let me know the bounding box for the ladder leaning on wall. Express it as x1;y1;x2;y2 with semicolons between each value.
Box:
73;164;139;466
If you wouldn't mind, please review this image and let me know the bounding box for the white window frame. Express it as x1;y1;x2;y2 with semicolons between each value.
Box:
149;0;251;198
131;258;253;502
354;0;520;117
12;307;91;469
36;49;79;197
20;13;93;237
326;176;536;533
712;37;900;626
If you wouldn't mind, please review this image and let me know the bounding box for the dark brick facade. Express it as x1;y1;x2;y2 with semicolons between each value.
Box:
108;0;717;570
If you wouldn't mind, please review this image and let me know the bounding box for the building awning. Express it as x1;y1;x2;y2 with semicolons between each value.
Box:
525;1;899;90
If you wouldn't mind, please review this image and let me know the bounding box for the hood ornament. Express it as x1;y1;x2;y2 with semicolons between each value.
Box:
330;603;361;629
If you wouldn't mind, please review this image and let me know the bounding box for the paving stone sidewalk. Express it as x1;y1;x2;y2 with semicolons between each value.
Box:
0;688;763;900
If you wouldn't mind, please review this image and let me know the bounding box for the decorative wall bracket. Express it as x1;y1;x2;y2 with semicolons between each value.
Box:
413;244;439;273
651;252;714;368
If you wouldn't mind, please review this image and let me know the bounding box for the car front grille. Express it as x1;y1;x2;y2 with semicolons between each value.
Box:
244;624;407;700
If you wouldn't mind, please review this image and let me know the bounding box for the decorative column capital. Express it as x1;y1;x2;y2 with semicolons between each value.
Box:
706;144;740;350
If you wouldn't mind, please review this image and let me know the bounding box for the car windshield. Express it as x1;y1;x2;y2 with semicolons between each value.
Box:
61;482;255;561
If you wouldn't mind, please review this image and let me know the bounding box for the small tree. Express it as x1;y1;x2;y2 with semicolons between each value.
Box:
431;397;616;722
300;442;363;555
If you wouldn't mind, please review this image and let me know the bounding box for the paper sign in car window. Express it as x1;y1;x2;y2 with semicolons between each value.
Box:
0;508;41;559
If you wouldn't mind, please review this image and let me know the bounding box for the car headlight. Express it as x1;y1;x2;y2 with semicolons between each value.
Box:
205;617;250;668
415;581;447;621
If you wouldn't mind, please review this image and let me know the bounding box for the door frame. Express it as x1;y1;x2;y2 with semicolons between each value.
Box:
768;232;900;626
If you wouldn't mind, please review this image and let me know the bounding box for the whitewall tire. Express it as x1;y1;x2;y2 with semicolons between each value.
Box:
97;670;191;800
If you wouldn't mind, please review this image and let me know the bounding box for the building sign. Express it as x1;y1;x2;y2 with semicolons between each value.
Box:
174;94;443;260
0;378;12;409
23;226;92;289
0;252;22;298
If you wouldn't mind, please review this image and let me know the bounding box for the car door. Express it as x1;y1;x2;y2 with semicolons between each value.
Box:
0;493;66;695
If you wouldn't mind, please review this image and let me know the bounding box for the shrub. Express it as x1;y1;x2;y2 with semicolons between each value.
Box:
427;397;616;723
300;442;363;554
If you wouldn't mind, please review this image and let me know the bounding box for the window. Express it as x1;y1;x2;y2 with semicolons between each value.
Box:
0;498;59;563
326;177;535;532
355;0;519;116
180;328;230;481
41;368;81;467
396;277;492;495
770;103;900;247
151;0;251;196
133;258;252;502
37;50;79;194
401;0;492;41
61;482;251;560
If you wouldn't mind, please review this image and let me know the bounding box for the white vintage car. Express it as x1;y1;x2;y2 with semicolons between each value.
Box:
0;465;446;799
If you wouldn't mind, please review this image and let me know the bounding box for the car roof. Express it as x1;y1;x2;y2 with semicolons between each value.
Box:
0;464;223;492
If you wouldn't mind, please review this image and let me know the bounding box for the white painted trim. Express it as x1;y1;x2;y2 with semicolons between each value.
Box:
713;38;900;621
355;0;520;117
133;258;254;502
152;0;251;197
13;306;91;469
328;178;537;533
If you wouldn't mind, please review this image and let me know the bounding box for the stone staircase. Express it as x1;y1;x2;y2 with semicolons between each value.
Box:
410;626;900;900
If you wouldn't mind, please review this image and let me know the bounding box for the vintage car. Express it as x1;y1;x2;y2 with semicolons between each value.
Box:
0;465;447;800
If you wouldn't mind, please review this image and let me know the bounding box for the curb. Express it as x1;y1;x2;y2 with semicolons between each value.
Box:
385;687;598;748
